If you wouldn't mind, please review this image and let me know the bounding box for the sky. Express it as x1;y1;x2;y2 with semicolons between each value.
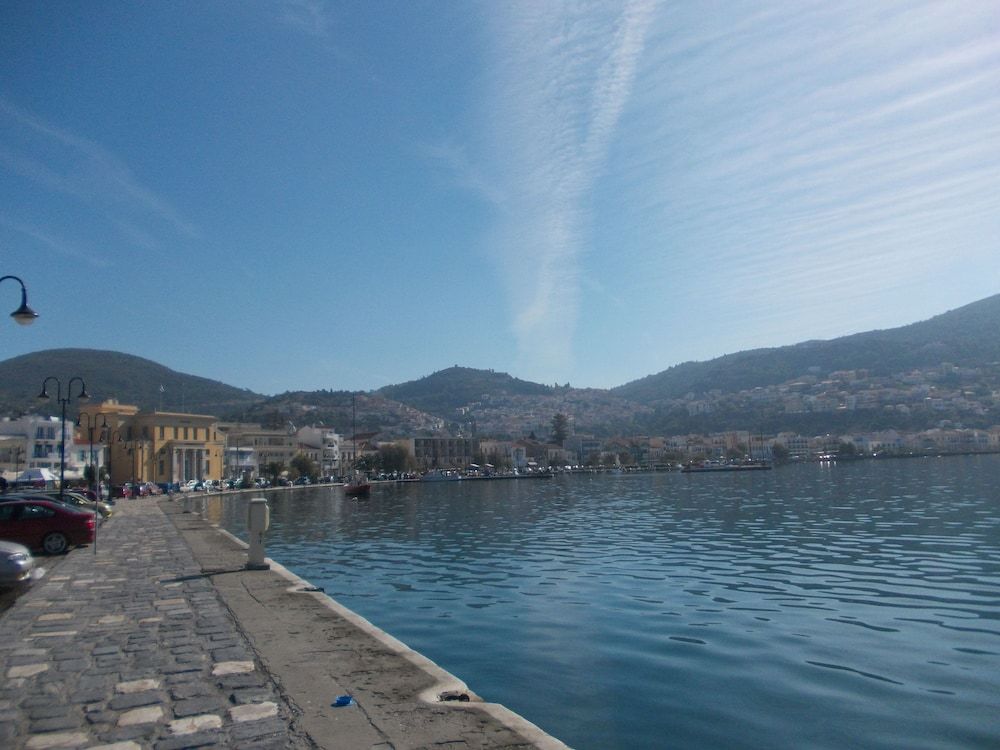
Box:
2;1;999;396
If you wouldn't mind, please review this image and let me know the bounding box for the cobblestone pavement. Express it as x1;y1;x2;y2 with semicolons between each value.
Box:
0;497;311;750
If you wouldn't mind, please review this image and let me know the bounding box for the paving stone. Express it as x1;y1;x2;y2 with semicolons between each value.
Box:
168;713;224;735
228;715;287;741
229;687;274;705
24;730;91;748
212;660;254;676
30;713;83;732
27;704;73;720
116;678;161;693
7;663;49;678
108;690;163;711
116;705;164;726
230;701;279;723
171;682;214;700
174;696;225;718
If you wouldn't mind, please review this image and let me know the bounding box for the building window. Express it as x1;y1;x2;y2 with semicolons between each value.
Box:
159;426;165;440
205;460;210;475
183;427;189;440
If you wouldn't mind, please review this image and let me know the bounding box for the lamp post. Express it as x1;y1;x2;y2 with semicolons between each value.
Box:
105;429;123;498
233;437;242;484
13;445;24;488
37;376;89;500
0;275;39;326
76;412;109;496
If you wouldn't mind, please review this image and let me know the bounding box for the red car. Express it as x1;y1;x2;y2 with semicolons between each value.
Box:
0;498;96;555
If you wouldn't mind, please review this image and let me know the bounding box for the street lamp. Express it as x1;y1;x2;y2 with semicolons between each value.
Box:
0;275;38;326
76;412;108;496
13;445;24;487
37;376;89;500
105;429;124;497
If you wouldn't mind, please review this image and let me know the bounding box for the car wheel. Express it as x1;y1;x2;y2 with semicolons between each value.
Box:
42;532;69;555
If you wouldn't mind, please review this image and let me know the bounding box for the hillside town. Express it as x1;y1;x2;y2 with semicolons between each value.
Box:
1;387;999;492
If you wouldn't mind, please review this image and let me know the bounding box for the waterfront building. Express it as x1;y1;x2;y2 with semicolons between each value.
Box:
404;436;480;470
79;401;225;487
296;426;341;477
217;423;298;479
0;415;83;480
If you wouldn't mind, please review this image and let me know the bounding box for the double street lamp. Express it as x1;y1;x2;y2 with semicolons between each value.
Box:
37;376;89;500
0;275;38;326
76;412;109;497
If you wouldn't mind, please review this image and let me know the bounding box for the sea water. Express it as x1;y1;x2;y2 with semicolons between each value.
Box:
215;455;1000;749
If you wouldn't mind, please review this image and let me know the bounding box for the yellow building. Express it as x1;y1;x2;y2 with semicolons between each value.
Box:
78;400;224;487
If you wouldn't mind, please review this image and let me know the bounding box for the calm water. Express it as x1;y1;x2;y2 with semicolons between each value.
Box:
213;455;1000;749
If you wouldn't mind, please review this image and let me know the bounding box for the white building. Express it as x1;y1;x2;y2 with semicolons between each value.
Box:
0;415;84;481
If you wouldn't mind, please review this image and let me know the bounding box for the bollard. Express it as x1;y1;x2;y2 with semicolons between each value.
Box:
183;493;192;513
246;497;271;570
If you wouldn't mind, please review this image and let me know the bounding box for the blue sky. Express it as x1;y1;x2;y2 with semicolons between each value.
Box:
2;1;998;396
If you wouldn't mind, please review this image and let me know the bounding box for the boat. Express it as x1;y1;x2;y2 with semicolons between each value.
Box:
344;394;371;498
344;476;371;497
681;460;772;473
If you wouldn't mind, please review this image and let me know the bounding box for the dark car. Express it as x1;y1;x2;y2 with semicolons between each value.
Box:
34;491;113;519
0;498;96;555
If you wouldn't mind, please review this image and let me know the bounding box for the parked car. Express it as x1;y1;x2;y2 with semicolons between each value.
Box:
0;498;96;555
36;491;113;519
292;476;310;486
0;540;35;588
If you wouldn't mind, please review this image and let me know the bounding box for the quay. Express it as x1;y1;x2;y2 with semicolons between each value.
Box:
0;496;568;750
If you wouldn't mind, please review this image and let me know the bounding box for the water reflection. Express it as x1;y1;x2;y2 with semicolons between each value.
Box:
215;456;1000;750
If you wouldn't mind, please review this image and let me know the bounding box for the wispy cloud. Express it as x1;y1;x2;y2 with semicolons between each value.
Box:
418;141;507;207
277;0;331;39
0;97;199;240
585;0;1000;357
0;215;109;268
485;0;657;380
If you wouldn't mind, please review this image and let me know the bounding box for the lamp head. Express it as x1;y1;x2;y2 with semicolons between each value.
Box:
11;299;38;325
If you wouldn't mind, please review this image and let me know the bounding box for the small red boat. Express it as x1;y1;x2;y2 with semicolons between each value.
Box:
344;477;371;498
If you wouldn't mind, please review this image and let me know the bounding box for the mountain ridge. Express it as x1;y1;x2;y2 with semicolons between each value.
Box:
1;292;998;436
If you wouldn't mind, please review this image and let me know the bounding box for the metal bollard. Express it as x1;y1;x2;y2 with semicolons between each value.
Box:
246;497;271;570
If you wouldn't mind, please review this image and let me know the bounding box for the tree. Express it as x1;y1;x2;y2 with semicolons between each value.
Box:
265;461;286;483
290;453;317;479
770;443;789;463
551;413;569;445
379;444;413;473
837;441;858;457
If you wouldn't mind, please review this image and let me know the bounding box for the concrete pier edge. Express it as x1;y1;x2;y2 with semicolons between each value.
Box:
165;499;571;750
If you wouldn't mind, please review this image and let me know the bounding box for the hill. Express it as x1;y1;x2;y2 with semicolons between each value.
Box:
615;293;1000;402
3;292;999;438
377;366;554;416
0;349;263;417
